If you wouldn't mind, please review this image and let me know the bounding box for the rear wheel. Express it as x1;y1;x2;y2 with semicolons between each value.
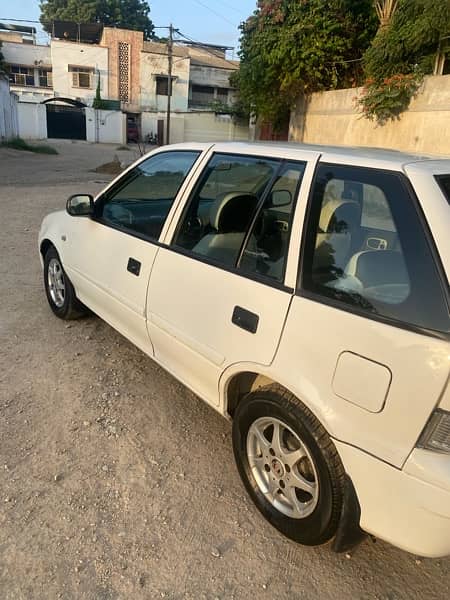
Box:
44;246;87;320
232;384;345;546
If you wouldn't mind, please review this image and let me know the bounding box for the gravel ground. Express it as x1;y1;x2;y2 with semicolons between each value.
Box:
1;141;449;600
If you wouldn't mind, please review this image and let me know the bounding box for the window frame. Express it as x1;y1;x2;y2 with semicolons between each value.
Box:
9;65;35;87
155;76;175;96
297;162;450;339
92;150;203;243
69;65;95;89
435;175;450;205
38;68;53;88
168;151;306;292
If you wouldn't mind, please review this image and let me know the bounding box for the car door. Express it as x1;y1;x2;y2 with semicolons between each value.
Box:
146;147;320;406
62;149;203;355
274;162;450;467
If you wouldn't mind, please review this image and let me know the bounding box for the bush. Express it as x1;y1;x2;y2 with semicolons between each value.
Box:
0;137;58;154
356;72;422;125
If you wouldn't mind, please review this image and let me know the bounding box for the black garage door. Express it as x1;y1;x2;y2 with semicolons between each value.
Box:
46;104;86;140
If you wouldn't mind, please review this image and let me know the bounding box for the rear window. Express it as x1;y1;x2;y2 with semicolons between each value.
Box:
436;175;450;204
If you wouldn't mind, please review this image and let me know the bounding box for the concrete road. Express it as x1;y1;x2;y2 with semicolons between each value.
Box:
0;141;449;599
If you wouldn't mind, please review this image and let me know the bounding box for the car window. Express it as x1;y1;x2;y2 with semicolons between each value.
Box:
239;161;305;282
173;153;280;268
436;175;450;204
301;163;449;333
99;151;200;239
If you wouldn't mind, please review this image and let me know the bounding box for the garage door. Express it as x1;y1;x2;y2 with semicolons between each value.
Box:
46;104;86;140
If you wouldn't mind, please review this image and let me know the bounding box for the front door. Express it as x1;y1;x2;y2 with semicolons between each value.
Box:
146;149;318;405
62;149;202;354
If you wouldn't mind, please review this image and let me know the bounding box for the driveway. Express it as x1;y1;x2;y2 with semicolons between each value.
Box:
0;141;449;599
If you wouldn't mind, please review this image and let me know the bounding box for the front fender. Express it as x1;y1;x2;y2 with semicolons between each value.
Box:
38;210;69;267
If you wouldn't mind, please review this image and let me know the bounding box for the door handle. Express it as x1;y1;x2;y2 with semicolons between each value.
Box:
232;306;259;334
127;257;141;276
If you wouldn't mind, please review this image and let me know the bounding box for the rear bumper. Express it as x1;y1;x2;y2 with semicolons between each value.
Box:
335;440;450;557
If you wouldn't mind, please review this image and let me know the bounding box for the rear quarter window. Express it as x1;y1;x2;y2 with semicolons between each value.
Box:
436;175;450;204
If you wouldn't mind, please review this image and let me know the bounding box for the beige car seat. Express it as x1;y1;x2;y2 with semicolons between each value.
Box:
193;192;259;266
313;197;362;277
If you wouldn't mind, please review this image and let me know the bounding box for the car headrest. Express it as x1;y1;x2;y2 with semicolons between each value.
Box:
319;199;361;234
209;192;258;233
345;250;410;288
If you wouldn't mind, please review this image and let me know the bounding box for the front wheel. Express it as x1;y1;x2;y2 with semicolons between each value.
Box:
44;246;87;319
232;384;345;546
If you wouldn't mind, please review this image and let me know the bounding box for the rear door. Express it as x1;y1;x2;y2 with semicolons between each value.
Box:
146;147;320;406
275;163;450;466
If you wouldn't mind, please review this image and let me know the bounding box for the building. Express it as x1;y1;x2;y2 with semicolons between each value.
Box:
0;72;19;139
0;21;244;144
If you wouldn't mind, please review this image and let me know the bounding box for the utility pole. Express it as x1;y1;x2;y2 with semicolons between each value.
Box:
166;23;174;145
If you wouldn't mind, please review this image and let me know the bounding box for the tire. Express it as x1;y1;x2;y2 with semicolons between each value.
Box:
43;246;87;320
232;384;345;546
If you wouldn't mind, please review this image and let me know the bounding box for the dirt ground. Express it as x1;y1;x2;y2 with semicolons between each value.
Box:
1;140;449;600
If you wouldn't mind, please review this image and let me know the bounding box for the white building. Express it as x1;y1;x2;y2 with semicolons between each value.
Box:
0;22;247;144
140;42;190;113
50;39;108;105
1;40;53;103
0;73;19;139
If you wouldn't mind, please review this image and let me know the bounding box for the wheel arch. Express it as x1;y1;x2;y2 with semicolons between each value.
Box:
222;366;330;428
224;367;367;552
40;238;55;260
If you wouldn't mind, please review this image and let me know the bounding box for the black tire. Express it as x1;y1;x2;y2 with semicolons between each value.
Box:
232;384;345;546
43;246;87;320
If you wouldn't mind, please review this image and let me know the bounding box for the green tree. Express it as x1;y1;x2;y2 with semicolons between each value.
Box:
92;73;104;108
364;0;450;79
234;0;377;123
357;0;450;123
40;0;154;39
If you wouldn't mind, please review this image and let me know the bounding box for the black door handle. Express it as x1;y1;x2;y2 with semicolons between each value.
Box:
127;257;141;276
232;306;259;334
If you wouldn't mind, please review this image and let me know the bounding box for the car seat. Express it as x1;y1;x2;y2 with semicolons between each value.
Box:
313;198;362;279
192;192;259;266
343;249;410;304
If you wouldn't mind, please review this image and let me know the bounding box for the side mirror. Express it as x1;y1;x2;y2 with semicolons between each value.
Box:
271;189;292;207
66;194;94;217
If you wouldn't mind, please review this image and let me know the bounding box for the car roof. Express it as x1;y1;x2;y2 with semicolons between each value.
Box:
164;141;450;173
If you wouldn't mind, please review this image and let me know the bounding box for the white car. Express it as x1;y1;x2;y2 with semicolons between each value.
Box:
39;142;450;557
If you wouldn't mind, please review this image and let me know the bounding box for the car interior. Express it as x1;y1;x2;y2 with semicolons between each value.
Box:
176;161;303;281
312;178;411;305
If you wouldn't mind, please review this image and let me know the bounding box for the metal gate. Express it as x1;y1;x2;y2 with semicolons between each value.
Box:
46;104;86;140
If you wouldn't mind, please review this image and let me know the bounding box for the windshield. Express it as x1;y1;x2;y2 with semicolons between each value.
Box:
436;175;450;204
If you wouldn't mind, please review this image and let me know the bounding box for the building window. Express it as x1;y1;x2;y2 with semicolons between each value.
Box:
118;42;130;102
39;68;53;88
216;88;229;103
190;84;215;107
69;65;94;89
9;65;34;87
155;76;175;96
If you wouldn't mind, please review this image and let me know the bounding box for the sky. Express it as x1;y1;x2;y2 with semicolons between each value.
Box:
0;0;258;56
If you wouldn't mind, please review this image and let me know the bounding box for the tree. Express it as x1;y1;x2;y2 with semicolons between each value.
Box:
357;0;450;123
234;0;377;123
363;0;450;79
374;0;398;28
92;73;104;108
40;0;154;40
